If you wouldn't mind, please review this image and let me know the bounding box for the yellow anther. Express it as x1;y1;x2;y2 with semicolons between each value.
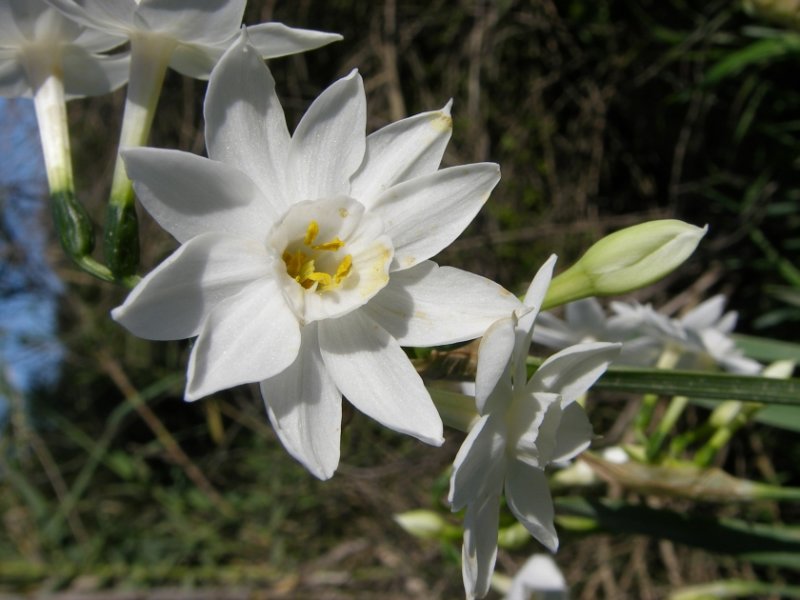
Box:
334;255;352;283
304;220;319;245
312;236;345;251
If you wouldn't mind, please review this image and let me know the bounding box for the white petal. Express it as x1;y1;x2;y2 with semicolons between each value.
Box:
260;323;342;480
462;494;500;600
318;310;443;445
448;414;507;510
363;261;522;347
43;0;130;34
681;294;726;330
0;1;27;44
532;312;575;350
475;316;515;415
123;147;277;243
112;232;272;341
508;555;568;600
245;22;342;59
505;461;558;552
510;392;560;468
350;101;453;208
205;34;291;211
136;0;245;46
288;70;366;201
62;46;129;97
168;41;219;79
371;164;500;270
550;403;593;463
565;297;607;335
528;342;619;406
186;277;301;400
518;254;557;333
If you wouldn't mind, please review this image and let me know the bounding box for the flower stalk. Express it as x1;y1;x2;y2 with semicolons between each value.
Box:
104;33;176;279
25;47;113;281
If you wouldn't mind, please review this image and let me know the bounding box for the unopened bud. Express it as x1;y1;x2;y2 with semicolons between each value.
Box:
543;220;707;309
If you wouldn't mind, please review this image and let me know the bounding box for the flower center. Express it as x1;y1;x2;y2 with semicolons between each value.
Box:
282;220;353;292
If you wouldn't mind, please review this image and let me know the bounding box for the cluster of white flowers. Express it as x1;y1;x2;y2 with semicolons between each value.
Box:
535;296;761;375
2;2;724;598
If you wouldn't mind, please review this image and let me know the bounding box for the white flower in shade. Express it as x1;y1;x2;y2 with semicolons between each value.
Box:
609;295;762;374
448;256;619;600
0;0;128;98
112;34;522;481
44;0;342;79
506;554;569;600
534;298;661;367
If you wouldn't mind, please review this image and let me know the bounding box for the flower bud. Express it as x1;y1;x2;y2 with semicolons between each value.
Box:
393;510;454;540
543;220;707;309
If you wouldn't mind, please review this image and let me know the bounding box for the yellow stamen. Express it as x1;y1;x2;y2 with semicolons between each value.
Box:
282;220;353;292
304;220;319;245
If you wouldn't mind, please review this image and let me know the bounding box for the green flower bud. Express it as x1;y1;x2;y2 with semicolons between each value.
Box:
394;510;454;540
543;220;707;309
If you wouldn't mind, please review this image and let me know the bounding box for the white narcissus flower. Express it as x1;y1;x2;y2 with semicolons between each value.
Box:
112;35;522;481
43;0;343;79
448;256;619;600
0;0;128;100
534;298;661;367
609;295;762;374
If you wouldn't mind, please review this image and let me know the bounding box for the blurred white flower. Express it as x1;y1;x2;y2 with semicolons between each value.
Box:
610;295;762;374
447;256;619;599
44;0;341;78
534;297;657;366
113;35;521;480
0;0;128;99
505;554;569;600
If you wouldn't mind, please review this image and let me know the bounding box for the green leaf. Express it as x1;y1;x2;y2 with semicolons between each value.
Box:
734;334;800;362
703;36;800;86
591;366;799;405
556;497;800;568
670;580;800;600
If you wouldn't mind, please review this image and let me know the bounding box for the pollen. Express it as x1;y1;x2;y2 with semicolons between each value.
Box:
283;220;352;292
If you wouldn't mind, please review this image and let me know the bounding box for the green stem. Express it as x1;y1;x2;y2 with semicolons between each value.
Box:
634;346;682;446
646;395;688;461
25;47;114;282
104;33;175;279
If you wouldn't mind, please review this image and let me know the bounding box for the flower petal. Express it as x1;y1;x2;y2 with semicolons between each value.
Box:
0;54;28;97
318;310;443;445
167;41;219;79
62;46;129;97
370;163;500;270
565;297;607;335
528;341;620;406
505;461;558;552
448;413;506;510
244;22;342;59
350;101;453;208
135;0;245;46
260;323;342;480
363;261;521;347
186;276;301;400
681;294;726;331
550;402;593;463
123;147;276;243
518;254;557;333
205;34;291;211
475;316;515;416
43;0;132;34
288;70;366;201
462;493;500;600
112;232;272;341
